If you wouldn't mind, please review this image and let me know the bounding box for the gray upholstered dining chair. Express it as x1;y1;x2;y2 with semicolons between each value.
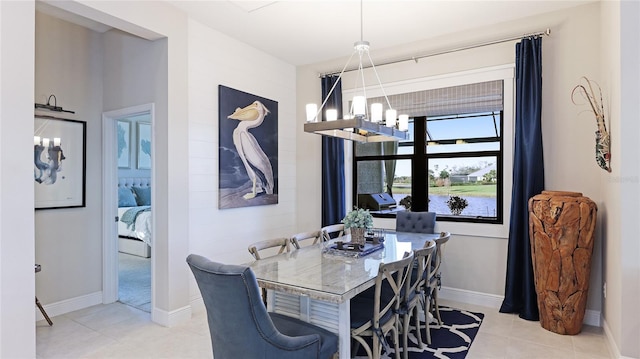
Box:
290;230;323;249
425;232;451;326
350;251;415;359
248;237;291;260
395;211;436;234
321;223;345;242
187;254;338;359
399;240;436;355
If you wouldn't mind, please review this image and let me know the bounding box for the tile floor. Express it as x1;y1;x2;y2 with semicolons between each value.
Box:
36;299;612;358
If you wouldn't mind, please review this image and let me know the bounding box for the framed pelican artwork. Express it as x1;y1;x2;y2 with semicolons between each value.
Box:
218;85;278;209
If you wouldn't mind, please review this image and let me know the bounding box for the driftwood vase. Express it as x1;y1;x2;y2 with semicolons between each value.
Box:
529;191;597;335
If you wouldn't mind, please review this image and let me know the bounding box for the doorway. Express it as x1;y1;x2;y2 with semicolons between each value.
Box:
102;104;155;312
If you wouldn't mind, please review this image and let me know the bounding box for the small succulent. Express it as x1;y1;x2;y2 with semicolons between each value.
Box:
399;196;412;211
342;207;373;229
446;195;468;215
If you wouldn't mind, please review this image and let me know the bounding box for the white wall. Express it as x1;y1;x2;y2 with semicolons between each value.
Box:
0;1;36;357
297;3;605;313
56;0;191;323
601;1;640;357
186;19;297;301
34;11;104;305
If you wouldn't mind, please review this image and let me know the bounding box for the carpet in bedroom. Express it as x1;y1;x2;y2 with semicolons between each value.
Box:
118;252;151;313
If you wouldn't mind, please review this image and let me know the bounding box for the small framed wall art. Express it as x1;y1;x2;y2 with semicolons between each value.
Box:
137;122;151;169
34;115;86;209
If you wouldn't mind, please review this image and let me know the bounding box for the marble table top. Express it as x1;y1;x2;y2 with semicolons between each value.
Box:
248;231;439;303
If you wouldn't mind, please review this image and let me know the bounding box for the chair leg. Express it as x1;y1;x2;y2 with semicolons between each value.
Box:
261;288;268;307
413;306;424;349
392;326;401;359
402;315;409;359
36;297;53;326
433;289;442;325
424;294;432;345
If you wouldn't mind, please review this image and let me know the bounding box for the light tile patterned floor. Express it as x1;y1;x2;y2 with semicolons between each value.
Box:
36;299;612;358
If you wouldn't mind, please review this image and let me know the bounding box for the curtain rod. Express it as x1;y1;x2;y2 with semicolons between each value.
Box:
320;28;551;78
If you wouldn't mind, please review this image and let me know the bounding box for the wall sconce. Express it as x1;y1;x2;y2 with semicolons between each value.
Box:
35;95;75;114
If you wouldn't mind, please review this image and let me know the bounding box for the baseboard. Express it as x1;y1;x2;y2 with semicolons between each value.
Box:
152;304;192;327
190;295;205;314
439;286;504;309
583;309;601;327
35;291;103;322
439;286;602;327
603;317;621;358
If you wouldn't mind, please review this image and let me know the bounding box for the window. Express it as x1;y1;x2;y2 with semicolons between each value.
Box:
353;79;506;224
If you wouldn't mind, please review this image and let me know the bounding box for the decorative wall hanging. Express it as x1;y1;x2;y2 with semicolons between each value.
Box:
117;120;131;169
34;115;86;209
137;122;152;169
571;77;611;172
218;85;278;209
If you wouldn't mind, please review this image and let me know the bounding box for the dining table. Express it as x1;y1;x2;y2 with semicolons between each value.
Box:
248;230;440;359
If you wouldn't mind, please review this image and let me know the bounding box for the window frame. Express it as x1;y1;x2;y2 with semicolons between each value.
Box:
343;65;514;238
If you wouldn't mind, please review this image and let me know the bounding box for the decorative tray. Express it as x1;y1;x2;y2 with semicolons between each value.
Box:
323;238;385;258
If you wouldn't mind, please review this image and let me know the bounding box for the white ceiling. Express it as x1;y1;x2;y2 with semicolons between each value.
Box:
168;0;597;66
36;0;597;66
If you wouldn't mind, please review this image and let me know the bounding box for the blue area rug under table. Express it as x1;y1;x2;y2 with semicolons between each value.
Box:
354;306;484;359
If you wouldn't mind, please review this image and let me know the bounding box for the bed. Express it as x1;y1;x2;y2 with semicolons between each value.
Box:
118;177;152;258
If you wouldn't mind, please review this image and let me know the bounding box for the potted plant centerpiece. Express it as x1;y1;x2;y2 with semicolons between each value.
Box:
341;207;373;246
446;195;469;215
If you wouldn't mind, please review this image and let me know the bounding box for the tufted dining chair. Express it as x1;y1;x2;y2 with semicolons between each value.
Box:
187;254;338;359
395;211;436;234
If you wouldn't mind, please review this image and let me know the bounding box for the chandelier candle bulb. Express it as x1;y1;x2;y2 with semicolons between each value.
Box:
371;103;383;122
42;138;50;147
305;103;318;122
398;114;409;131
53;138;61;147
34;136;41;146
353;96;366;117
385;109;397;127
326;109;338;121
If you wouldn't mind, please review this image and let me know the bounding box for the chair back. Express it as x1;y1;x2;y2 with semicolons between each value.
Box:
429;232;450;281
248;237;291;260
186;254;282;358
290;230;323;249
188;254;337;359
395;211;436;234
374;252;415;327
404;240;437;303
320;223;344;242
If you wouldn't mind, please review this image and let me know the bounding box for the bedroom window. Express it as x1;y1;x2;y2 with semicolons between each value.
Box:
352;77;508;225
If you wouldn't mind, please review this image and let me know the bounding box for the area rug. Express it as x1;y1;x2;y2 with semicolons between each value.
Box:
355;306;484;359
118;252;151;312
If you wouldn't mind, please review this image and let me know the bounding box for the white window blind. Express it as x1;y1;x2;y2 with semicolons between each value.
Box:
367;80;503;118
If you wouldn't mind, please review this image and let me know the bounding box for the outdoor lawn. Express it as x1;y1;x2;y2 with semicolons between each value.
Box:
393;183;497;197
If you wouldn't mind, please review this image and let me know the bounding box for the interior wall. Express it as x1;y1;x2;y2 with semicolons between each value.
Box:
297;3;604;313
0;1;36;357
61;0;190;320
102;30;160;183
34;11;104;305
186;19;298;301
599;0;623;355
603;0;640;357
